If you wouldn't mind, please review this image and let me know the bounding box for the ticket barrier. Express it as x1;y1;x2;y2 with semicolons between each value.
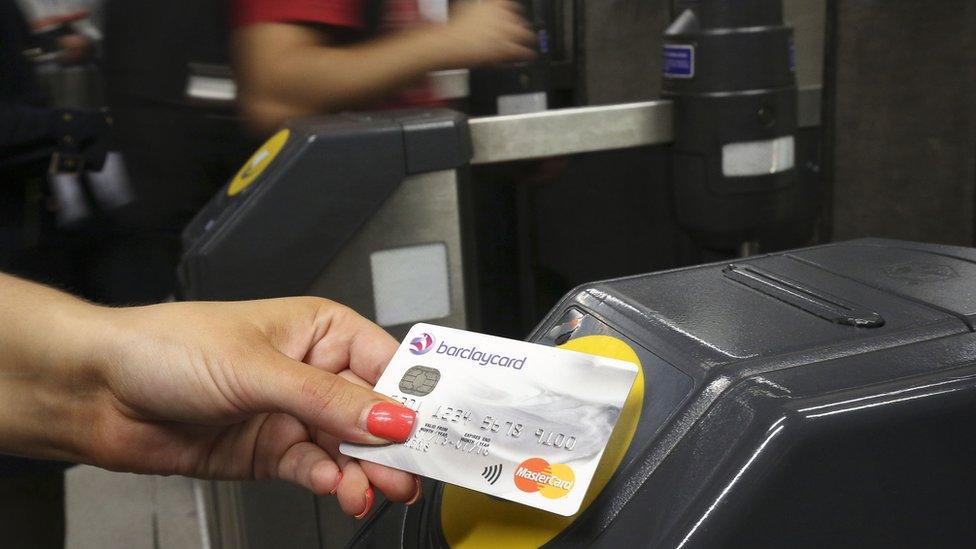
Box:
177;94;689;546
178;87;822;546
351;238;976;547
179;110;474;338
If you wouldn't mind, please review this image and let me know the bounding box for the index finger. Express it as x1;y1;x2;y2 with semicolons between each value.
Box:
303;306;398;384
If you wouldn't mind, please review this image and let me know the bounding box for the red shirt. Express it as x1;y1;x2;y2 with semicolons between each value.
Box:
234;0;420;33
234;0;438;107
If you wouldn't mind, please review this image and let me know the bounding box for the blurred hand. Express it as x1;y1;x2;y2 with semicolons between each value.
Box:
30;12;93;65
56;33;93;65
83;298;420;518
434;0;537;67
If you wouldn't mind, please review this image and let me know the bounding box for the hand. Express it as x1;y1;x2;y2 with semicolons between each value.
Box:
0;289;421;519
433;0;538;68
56;33;93;65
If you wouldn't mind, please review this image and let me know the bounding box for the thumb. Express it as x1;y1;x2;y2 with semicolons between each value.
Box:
251;353;417;445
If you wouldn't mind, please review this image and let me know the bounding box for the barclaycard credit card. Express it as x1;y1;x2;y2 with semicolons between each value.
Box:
340;323;638;516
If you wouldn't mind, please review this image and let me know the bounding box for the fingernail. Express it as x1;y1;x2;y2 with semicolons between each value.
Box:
405;477;423;506
355;486;374;520
330;472;343;495
367;402;417;443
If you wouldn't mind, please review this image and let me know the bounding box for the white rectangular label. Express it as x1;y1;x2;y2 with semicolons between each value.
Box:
370;244;450;327
722;135;796;177
497;92;548;116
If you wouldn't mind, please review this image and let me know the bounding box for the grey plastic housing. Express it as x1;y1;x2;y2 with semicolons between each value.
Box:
350;238;976;547
178;109;471;301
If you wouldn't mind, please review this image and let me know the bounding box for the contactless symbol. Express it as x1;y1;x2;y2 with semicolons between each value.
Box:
481;464;503;486
409;333;435;355
399;366;441;397
514;458;575;499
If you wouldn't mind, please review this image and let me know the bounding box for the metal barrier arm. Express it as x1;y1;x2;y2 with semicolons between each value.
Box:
468;101;673;164
184;63;822;165
469;85;822;165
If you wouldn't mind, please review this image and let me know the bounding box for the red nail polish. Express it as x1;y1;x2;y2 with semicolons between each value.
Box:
367;402;417;443
330;472;343;495
355;486;374;519
406;477;423;506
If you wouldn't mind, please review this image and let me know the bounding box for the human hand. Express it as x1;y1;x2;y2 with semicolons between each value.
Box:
73;298;420;518
433;0;538;68
31;12;93;65
56;33;93;65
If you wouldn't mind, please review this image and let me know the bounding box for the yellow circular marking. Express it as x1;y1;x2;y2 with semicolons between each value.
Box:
440;335;645;549
227;129;290;196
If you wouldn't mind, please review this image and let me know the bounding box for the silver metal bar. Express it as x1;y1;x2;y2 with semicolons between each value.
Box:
469;86;823;164
469;101;674;164
184;61;821;163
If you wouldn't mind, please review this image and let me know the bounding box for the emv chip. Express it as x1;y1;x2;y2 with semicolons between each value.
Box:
399;366;441;396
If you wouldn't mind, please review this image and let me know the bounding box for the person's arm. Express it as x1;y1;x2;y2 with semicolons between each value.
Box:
0;272;420;518
233;0;536;133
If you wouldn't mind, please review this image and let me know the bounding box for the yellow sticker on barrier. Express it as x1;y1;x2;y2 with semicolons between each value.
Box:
440;334;645;549
227;129;290;197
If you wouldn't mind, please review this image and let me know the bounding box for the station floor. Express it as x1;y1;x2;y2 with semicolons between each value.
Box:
65;466;206;549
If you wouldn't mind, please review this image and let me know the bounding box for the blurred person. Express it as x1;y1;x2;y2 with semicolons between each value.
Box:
1;0;107;178
2;0;118;291
98;0;535;303
233;0;537;134
0;272;421;546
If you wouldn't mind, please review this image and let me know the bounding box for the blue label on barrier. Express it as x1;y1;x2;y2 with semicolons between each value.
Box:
537;29;550;55
663;43;695;79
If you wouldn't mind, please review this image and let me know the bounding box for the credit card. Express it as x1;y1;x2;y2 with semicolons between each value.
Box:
340;323;638;516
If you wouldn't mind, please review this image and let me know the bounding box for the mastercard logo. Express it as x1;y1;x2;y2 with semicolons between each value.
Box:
513;458;575;499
